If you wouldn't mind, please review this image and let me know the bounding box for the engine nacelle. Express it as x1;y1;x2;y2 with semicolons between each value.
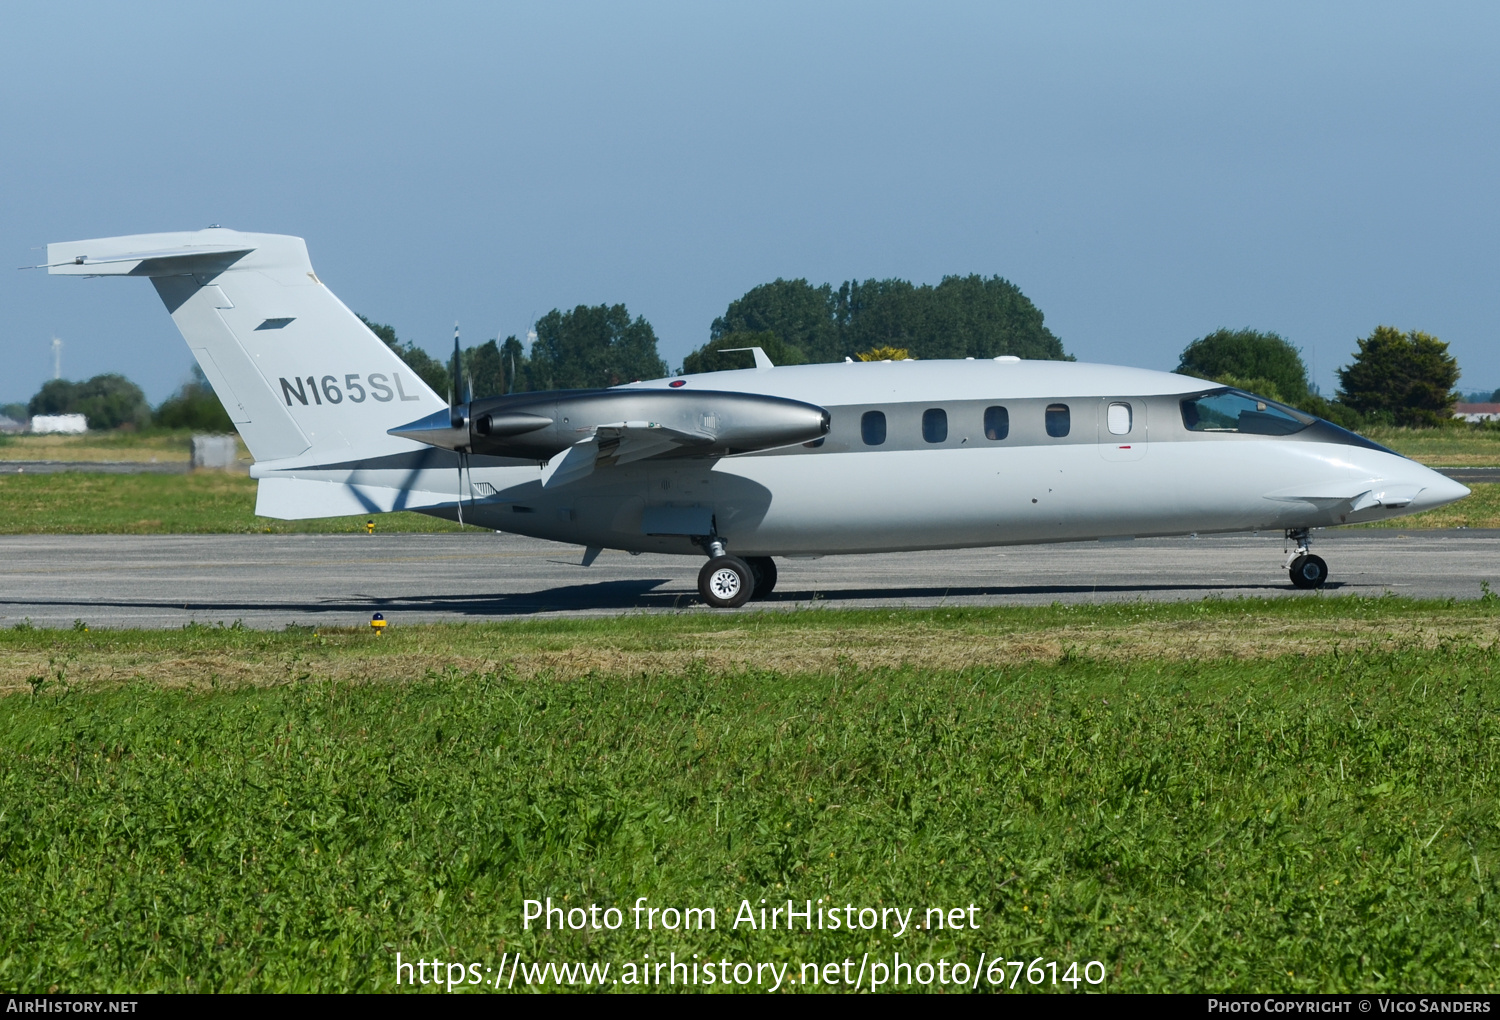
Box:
389;388;830;460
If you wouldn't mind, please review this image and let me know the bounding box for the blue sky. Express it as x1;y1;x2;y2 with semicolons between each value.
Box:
3;2;1497;405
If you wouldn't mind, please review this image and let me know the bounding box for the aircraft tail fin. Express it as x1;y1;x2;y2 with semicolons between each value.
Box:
47;228;446;465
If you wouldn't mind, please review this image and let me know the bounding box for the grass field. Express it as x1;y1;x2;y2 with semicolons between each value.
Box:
0;473;460;534
0;431;249;464
1365;425;1500;467
2;600;1497;993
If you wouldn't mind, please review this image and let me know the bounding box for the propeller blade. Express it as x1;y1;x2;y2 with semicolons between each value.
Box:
450;323;464;429
452;322;466;526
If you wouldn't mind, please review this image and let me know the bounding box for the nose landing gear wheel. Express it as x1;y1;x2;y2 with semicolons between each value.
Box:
1289;553;1328;589
744;556;777;600
699;555;755;608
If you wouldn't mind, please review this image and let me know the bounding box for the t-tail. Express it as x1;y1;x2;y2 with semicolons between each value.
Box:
46;228;454;518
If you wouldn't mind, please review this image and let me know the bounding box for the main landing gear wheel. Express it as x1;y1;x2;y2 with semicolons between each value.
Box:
744;556;778;600
698;555;754;608
1289;554;1329;589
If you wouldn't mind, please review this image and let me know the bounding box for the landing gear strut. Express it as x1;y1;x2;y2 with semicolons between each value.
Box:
1285;528;1329;589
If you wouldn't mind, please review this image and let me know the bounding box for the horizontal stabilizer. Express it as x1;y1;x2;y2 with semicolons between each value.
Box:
255;477;465;519
1351;485;1423;510
1264;480;1426;513
45;242;254;276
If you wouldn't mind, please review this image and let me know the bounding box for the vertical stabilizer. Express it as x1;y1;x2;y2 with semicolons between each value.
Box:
46;228;446;464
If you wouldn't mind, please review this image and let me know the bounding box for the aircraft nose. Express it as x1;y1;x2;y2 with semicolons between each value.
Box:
1411;469;1470;511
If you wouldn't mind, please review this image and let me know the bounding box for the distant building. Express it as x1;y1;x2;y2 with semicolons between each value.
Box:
1453;402;1500;422
190;434;240;470
30;413;88;434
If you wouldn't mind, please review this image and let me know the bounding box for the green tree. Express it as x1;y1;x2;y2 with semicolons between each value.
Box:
1295;392;1366;431
856;345;912;361
1336;326;1460;427
29;379;78;417
357;314;451;397
1;402;28;423
154;365;234;431
837;274;1066;361
463;339;505;399
500;335;532;393
711;279;840;362
1176;329;1309;404
529;305;667;390
680;331;807;375
29;374;151;430
835;278;915;356
709;274;1067;365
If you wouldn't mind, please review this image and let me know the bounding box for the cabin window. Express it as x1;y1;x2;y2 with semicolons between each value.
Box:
1180;389;1311;436
922;408;947;443
1107;402;1132;435
984;405;1009;440
1045;403;1070;438
861;410;887;446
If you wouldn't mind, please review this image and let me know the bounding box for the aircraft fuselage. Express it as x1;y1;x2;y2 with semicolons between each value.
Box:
260;358;1464;558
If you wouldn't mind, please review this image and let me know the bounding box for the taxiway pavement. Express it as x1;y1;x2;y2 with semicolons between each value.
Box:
2;530;1497;628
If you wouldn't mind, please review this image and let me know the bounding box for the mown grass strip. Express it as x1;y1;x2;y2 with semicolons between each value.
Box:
5;597;1500;694
0;473;459;534
0;431;202;464
0;602;1497;992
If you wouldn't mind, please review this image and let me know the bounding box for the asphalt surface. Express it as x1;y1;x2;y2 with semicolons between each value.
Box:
0;460;189;474
2;530;1498;629
1439;467;1500;484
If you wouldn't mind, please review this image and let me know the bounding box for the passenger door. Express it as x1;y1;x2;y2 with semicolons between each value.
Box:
1098;398;1147;461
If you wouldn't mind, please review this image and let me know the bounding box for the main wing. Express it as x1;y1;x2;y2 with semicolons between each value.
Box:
542;421;715;488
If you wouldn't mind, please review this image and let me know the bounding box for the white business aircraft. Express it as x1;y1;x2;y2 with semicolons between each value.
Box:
44;228;1469;607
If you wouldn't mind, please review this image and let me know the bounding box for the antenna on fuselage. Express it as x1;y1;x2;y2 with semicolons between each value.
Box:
719;346;774;370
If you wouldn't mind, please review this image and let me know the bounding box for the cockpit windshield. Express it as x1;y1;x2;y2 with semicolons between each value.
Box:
1179;388;1313;436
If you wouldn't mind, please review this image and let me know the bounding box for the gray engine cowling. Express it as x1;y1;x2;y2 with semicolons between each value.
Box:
390;388;830;460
